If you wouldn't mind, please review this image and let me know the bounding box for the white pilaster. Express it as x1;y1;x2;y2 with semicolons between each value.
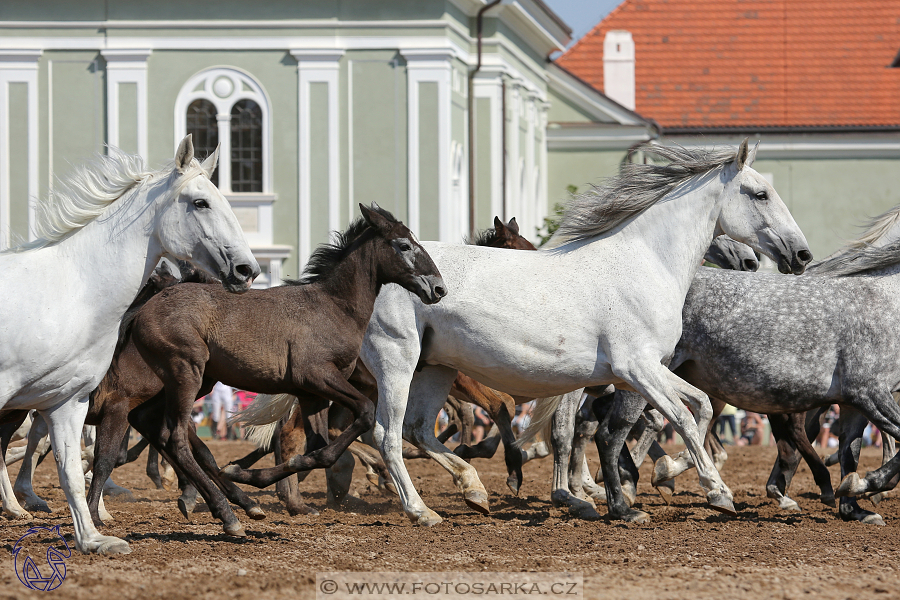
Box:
291;48;343;266
402;48;455;241
473;69;504;226
0;50;40;248
506;80;522;223
101;49;150;162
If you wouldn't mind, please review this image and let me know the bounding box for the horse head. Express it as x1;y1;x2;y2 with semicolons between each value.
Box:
156;134;260;292
716;139;812;274
359;203;446;304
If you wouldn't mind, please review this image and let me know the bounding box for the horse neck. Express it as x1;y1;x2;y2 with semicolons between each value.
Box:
54;180;166;328
609;172;724;296
317;234;383;328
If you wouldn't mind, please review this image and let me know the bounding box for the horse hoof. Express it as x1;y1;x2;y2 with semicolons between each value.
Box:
651;455;677;486
287;505;319;516
622;482;637;508
820;494;836;508
224;522;247;537
569;503;602;521
97;538;132;556
862;513;886;526
836;472;867;497
590;486;607;504
366;472;380;486
161;466;177;492
655;484;674;506
506;474;522;496
464;490;490;515
413;510;443;527
247;506;266;520
778;497;801;512
3;508;33;521
618;509;650;524
707;491;737;516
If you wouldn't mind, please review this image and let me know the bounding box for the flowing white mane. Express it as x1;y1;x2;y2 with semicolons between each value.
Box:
4;146;206;254
847;204;900;250
552;144;738;244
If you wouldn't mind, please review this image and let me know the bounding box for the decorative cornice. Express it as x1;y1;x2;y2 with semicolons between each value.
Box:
0;49;42;68
100;48;151;67
289;49;345;64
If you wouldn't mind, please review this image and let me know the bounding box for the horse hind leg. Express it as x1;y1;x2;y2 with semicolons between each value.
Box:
870;434;898;506
13;414;52;514
0;414;32;519
274;411;320;516
593;389;650;523
403;365;491;516
787;411;835;507
765;414;803;512
831;406;884;525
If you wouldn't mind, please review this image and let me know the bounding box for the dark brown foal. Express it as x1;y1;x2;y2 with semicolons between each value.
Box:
126;204;444;536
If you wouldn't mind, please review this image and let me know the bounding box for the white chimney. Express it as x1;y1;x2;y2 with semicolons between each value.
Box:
603;30;635;111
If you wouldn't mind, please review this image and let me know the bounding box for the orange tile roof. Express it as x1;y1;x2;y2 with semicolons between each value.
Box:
557;0;900;129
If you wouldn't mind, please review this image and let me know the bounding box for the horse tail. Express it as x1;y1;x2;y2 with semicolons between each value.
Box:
244;421;278;450
514;395;565;448
228;393;297;427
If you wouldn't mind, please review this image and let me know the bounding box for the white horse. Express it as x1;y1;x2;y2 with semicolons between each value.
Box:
0;135;258;554
349;141;812;526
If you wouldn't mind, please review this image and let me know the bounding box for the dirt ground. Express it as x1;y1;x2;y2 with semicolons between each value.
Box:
1;439;898;600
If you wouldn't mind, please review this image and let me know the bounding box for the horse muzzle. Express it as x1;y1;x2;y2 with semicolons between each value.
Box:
416;275;447;305
221;261;260;293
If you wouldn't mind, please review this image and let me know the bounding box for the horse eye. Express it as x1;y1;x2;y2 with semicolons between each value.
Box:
755;191;768;200
398;242;411;252
193;198;210;209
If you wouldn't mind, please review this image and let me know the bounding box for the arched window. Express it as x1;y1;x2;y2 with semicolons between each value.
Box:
186;99;219;186
230;100;263;193
174;67;271;194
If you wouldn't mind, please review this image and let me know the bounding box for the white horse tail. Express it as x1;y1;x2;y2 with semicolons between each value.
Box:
514;395;565;448
244;421;279;450
228;393;297;427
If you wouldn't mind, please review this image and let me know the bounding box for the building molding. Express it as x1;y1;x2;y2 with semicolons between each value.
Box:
546;123;655;150
473;74;504;221
0;50;40;248
291;48;342;266
101;49;150;162
660;133;900;160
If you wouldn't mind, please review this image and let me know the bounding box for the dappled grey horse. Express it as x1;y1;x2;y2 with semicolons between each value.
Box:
595;240;900;525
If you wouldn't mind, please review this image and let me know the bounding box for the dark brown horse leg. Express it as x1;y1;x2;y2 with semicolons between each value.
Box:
765;413;804;511
788;411;835;506
125;437;150;463
274;406;326;516
226;446;272;470
86;403;132;527
221;369;375;488
185;427;266;520
129;391;245;536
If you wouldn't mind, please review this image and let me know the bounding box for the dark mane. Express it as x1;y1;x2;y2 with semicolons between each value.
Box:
285;204;400;285
464;228;499;247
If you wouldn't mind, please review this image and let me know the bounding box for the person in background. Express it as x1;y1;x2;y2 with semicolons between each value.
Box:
717;403;739;445
208;381;236;440
737;411;766;446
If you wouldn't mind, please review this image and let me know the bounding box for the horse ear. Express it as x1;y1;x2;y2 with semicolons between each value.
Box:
157;260;174;277
506;217;520;236
493;216;507;236
175;134;195;173
745;140;759;169
359;203;393;233
732;138;750;171
199;144;220;179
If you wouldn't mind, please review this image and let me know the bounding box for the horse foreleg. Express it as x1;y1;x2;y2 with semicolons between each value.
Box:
548;389;599;519
42;400;131;555
274;406;321;516
833;406;884;524
787;411;835;507
86;404;132;527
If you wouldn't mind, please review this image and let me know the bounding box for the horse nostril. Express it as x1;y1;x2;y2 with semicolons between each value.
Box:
235;264;254;280
797;250;813;263
434;286;446;298
743;259;759;271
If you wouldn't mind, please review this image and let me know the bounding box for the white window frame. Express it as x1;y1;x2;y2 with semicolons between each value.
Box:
174;66;272;195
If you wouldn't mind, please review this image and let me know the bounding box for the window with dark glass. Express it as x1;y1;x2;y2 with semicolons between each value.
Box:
185;99;219;186
230;99;263;193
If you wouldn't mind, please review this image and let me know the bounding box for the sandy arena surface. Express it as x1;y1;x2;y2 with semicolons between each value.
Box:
0;439;898;600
